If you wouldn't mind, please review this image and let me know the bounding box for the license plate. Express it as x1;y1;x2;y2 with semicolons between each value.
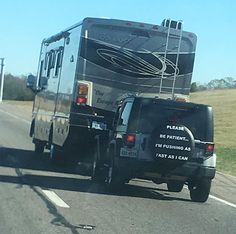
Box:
91;121;107;130
120;147;137;158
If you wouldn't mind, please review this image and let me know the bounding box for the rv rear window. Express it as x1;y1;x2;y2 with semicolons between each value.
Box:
54;48;63;77
44;53;49;70
45;50;56;77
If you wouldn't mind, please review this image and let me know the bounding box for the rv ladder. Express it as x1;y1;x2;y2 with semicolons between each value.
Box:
159;19;183;99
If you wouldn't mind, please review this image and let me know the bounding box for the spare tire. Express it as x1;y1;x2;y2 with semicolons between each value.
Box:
152;124;195;169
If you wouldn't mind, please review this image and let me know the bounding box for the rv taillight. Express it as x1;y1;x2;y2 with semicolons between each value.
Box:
76;96;87;104
125;134;136;148
78;84;88;95
76;83;89;105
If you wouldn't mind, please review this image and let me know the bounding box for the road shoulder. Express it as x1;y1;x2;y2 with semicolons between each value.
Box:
211;172;236;205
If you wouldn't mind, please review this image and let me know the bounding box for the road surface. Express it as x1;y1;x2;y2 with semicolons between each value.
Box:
0;101;235;234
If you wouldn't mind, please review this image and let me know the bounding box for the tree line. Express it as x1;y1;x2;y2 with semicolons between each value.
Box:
190;77;236;92
2;74;34;101
1;74;235;101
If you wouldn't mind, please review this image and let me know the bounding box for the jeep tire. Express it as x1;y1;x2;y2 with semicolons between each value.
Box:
106;149;125;192
189;178;211;202
152;124;195;168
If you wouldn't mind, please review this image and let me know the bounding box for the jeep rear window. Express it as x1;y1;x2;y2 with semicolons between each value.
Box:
137;102;211;141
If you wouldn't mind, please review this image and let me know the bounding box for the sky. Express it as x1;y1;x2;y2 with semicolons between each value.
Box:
0;0;235;83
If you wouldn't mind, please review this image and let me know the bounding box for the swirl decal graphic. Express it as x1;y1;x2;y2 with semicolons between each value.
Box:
80;38;185;79
96;48;179;78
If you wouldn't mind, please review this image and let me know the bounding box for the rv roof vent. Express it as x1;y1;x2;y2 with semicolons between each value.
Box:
161;19;183;30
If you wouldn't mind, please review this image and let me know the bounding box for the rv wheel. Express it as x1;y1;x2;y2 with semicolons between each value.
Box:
49;144;64;164
91;148;106;183
34;140;45;154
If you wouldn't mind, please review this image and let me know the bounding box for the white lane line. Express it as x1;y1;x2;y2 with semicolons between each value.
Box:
0;108;31;125
42;189;70;208
209;195;236;209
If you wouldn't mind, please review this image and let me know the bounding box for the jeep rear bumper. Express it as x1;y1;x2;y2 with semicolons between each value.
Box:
114;157;216;181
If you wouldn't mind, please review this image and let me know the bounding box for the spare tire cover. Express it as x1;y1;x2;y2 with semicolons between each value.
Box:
152;124;195;164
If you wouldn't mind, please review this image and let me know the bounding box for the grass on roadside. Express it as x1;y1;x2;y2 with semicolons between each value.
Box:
3;100;33;107
216;147;236;176
191;89;236;176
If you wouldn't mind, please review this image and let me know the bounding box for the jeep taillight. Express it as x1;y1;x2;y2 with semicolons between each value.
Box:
206;143;214;156
76;83;88;105
125;134;136;148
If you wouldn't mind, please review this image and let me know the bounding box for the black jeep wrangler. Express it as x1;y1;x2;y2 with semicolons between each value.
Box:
92;97;216;202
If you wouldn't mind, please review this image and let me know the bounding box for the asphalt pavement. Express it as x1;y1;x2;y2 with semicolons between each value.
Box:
0;101;235;234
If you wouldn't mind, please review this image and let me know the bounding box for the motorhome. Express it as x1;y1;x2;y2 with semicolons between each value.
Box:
27;17;197;163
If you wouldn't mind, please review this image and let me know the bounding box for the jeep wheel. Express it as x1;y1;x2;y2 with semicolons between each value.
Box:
106;151;124;192
91;148;105;183
167;180;184;192
189;179;211;202
50;144;64;165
